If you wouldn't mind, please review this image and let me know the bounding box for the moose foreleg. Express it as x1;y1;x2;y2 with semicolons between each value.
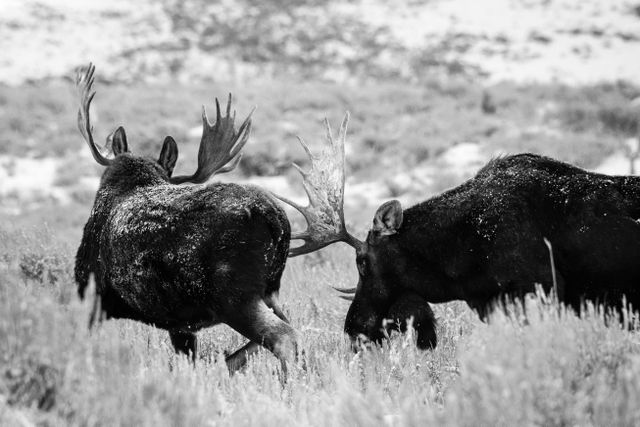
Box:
169;330;198;363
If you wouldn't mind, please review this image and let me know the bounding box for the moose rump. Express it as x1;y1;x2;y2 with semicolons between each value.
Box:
87;183;290;331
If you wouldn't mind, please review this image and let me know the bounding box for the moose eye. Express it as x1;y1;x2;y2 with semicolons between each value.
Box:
357;258;367;275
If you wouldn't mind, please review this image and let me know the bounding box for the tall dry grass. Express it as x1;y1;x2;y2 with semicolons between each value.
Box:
1;229;639;426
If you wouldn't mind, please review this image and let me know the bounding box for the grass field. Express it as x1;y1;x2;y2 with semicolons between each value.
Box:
1;77;640;425
1;225;639;426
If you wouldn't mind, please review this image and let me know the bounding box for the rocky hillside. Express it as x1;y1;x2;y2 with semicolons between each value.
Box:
2;0;640;85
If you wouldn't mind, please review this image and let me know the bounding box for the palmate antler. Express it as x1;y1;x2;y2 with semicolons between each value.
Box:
76;63;252;182
275;113;364;257
76;63;113;166
169;95;254;184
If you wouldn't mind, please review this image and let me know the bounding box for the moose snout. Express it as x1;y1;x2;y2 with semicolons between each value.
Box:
348;333;375;352
344;308;385;352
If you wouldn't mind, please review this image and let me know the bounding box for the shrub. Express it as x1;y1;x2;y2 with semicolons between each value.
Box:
19;252;68;285
3;360;59;411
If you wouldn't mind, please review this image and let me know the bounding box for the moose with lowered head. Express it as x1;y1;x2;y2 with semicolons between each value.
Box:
279;114;640;349
74;64;296;373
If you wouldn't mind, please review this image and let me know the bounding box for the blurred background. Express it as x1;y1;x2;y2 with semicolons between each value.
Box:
1;0;640;242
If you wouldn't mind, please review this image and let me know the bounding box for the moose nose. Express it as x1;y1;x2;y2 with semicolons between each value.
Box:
349;334;373;353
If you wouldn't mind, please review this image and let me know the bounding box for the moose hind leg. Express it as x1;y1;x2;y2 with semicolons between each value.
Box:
169;330;198;363
224;299;297;378
225;341;261;372
226;295;294;372
264;292;290;322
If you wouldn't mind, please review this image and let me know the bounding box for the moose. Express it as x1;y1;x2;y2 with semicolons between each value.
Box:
278;114;640;349
74;64;296;372
276;114;438;349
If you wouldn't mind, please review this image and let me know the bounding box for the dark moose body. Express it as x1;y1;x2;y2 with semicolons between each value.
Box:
76;158;289;333
281;116;640;348
344;153;640;344
74;64;297;371
74;62;640;360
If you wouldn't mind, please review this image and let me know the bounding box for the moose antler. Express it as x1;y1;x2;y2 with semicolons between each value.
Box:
76;63;112;166
275;112;364;257
169;95;253;184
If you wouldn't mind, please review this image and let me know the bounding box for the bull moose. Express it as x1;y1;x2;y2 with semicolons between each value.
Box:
276;114;437;349
278;113;640;349
74;64;296;372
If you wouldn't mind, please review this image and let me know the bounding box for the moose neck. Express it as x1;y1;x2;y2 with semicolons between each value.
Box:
392;198;479;304
100;155;166;196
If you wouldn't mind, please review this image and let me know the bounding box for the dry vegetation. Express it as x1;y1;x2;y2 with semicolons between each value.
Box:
1;226;639;426
1;77;640;425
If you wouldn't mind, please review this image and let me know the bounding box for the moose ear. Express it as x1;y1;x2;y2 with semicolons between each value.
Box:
110;126;129;156
373;200;403;236
158;136;179;177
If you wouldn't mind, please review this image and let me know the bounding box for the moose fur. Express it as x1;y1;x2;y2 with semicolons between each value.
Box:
76;151;295;364
344;153;640;343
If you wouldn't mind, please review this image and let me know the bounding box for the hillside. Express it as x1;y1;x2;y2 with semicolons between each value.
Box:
2;0;640;85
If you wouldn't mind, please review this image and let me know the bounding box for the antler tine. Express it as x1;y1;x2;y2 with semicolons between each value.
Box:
75;63;112;166
169;93;253;184
215;97;222;124
274;112;363;257
215;153;243;174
